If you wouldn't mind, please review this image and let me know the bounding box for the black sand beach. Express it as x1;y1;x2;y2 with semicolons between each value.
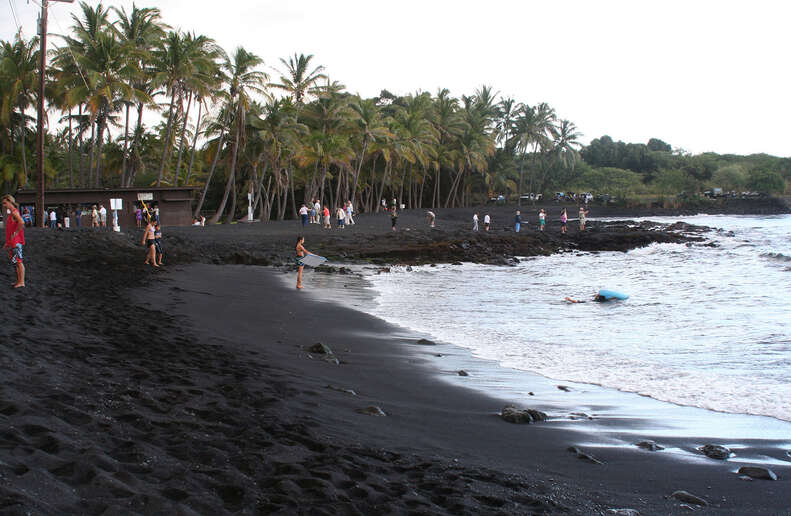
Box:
1;203;790;515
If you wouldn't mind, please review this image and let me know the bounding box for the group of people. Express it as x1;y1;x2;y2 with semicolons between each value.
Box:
299;199;356;229
471;206;590;233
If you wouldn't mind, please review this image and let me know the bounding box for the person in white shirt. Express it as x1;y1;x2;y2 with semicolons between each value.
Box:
473;212;479;231
49;209;57;229
299;204;309;226
99;204;107;227
346;200;355;225
336;206;346;229
484;213;491;231
313;200;321;223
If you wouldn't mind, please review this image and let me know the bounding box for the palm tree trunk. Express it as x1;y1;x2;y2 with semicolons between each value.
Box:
375;158;389;212
289;166;297;219
185;100;203;184
173;91;193;186
156;89;178;186
19;105;27;184
518;154;526;208
68;108;74;187
127;102;145;186
194;124;227;218
210;111;241;224
224;179;237;224
350;137;368;207
122;103;130;186
88;121;96;187
94;116;107;187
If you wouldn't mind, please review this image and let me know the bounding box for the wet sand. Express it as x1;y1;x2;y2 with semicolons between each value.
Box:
1;205;789;514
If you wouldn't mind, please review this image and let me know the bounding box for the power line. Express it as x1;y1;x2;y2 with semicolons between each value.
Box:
7;0;22;35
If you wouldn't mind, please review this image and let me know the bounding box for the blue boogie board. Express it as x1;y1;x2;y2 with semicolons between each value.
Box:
299;254;327;267
598;289;629;300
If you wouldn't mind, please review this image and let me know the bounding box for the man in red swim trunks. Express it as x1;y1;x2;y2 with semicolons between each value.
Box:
2;194;25;288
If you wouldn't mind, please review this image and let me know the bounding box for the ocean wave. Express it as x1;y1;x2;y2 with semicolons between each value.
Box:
761;252;791;262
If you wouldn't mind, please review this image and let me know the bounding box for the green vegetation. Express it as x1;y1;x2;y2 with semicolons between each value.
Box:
1;1;788;221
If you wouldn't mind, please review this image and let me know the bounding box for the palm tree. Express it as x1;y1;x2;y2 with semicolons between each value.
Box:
269;53;326;105
209;46;268;224
0;34;38;185
513;102;555;206
152;30;222;186
113;4;166;186
348;96;392;206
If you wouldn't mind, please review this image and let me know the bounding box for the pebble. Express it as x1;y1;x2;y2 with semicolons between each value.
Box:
457;370;469;377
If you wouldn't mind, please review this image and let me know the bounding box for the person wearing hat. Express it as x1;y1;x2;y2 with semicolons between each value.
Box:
2;194;25;288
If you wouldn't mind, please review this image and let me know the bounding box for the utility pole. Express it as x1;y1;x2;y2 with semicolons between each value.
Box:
36;0;73;227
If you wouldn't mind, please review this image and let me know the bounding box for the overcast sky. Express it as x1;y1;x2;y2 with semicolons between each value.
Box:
3;0;789;156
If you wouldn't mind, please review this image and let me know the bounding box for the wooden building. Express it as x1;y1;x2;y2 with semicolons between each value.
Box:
14;187;197;227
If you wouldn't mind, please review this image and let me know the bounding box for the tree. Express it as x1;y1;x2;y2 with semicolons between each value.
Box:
210;47;268;224
747;169;785;194
269;53;326;105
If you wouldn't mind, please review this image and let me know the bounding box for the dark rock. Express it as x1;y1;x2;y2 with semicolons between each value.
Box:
356;406;387;417
671;490;708;506
635;440;664;451
325;385;357;396
567;446;603;465
699;444;731;460
737;466;778;480
528;392;534;396
416;338;435;345
557;385;571;392
500;405;547;424
569;412;593;420
457;370;469;377
308;342;333;355
607;510;640;516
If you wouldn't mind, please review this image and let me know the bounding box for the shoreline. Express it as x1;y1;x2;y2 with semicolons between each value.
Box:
1;208;789;514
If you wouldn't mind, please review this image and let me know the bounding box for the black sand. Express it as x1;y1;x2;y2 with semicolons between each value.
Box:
1;203;789;515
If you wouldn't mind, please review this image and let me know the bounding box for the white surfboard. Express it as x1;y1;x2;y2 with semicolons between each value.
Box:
299;254;327;267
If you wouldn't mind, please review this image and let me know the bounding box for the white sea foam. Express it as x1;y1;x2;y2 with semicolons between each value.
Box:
362;215;791;422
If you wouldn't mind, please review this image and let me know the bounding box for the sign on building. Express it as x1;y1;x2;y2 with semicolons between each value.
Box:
137;192;154;201
110;198;123;210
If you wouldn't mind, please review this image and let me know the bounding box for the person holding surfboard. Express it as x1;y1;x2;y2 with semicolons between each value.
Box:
295;235;314;289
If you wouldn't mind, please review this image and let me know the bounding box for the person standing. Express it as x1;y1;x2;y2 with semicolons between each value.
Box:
473;212;479;231
346;200;355;225
141;217;158;267
390;205;398;231
91;205;99;228
299;204;309;227
560;208;568;234
49;208;57;229
579;206;589;231
135;207;143;228
514;210;521;233
538;209;546;231
99;204;107;228
484;213;491;231
295;235;314;289
336;206;346;229
323;206;331;229
2;194;25;288
154;222;164;265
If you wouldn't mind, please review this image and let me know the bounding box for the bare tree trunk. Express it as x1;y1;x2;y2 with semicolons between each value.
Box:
156;90;178;186
173;91;193;186
185;100;203;184
88;121;96;187
209;117;239;224
194;130;228;218
288;166;297;219
68;108;74;187
126;102;145;186
122;103;130;186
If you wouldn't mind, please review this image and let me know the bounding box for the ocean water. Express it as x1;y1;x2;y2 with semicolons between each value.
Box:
363;215;791;422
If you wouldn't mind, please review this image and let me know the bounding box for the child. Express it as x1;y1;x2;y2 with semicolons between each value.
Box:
538;209;546;231
154;222;163;265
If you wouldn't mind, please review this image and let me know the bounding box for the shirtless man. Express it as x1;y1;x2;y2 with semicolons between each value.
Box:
295;235;314;289
2;194;25;288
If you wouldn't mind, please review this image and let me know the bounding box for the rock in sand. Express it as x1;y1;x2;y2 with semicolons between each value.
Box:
457;370;469;376
567;446;603;465
309;342;333;354
500;405;547;424
356;406;387;417
635;440;664;451
671;490;708;506
699;444;731;460
737;466;778;480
